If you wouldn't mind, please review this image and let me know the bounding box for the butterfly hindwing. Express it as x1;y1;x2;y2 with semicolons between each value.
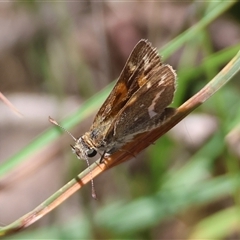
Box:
105;64;176;150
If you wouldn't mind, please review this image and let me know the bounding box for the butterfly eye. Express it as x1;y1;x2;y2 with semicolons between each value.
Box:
86;149;97;158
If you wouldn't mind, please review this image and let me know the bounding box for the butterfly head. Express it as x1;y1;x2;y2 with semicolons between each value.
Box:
71;136;97;160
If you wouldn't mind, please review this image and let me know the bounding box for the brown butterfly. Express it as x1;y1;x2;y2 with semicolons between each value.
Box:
71;39;176;162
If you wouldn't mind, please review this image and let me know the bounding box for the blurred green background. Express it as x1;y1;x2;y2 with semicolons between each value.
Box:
0;1;240;239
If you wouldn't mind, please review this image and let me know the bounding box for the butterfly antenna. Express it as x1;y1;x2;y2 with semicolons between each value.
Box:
49;116;97;199
49;116;77;141
84;156;97;199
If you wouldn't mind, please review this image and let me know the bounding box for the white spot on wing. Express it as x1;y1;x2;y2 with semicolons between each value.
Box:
148;89;164;118
149;109;157;118
158;73;167;85
129;62;136;72
146;82;152;89
143;55;150;65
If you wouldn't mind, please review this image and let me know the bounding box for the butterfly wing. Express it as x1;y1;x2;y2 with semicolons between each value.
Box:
90;40;163;132
105;64;176;152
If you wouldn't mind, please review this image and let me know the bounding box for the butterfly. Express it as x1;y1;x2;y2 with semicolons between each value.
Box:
71;39;176;162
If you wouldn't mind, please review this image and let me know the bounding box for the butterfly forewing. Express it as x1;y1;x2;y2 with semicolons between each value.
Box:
91;40;162;129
